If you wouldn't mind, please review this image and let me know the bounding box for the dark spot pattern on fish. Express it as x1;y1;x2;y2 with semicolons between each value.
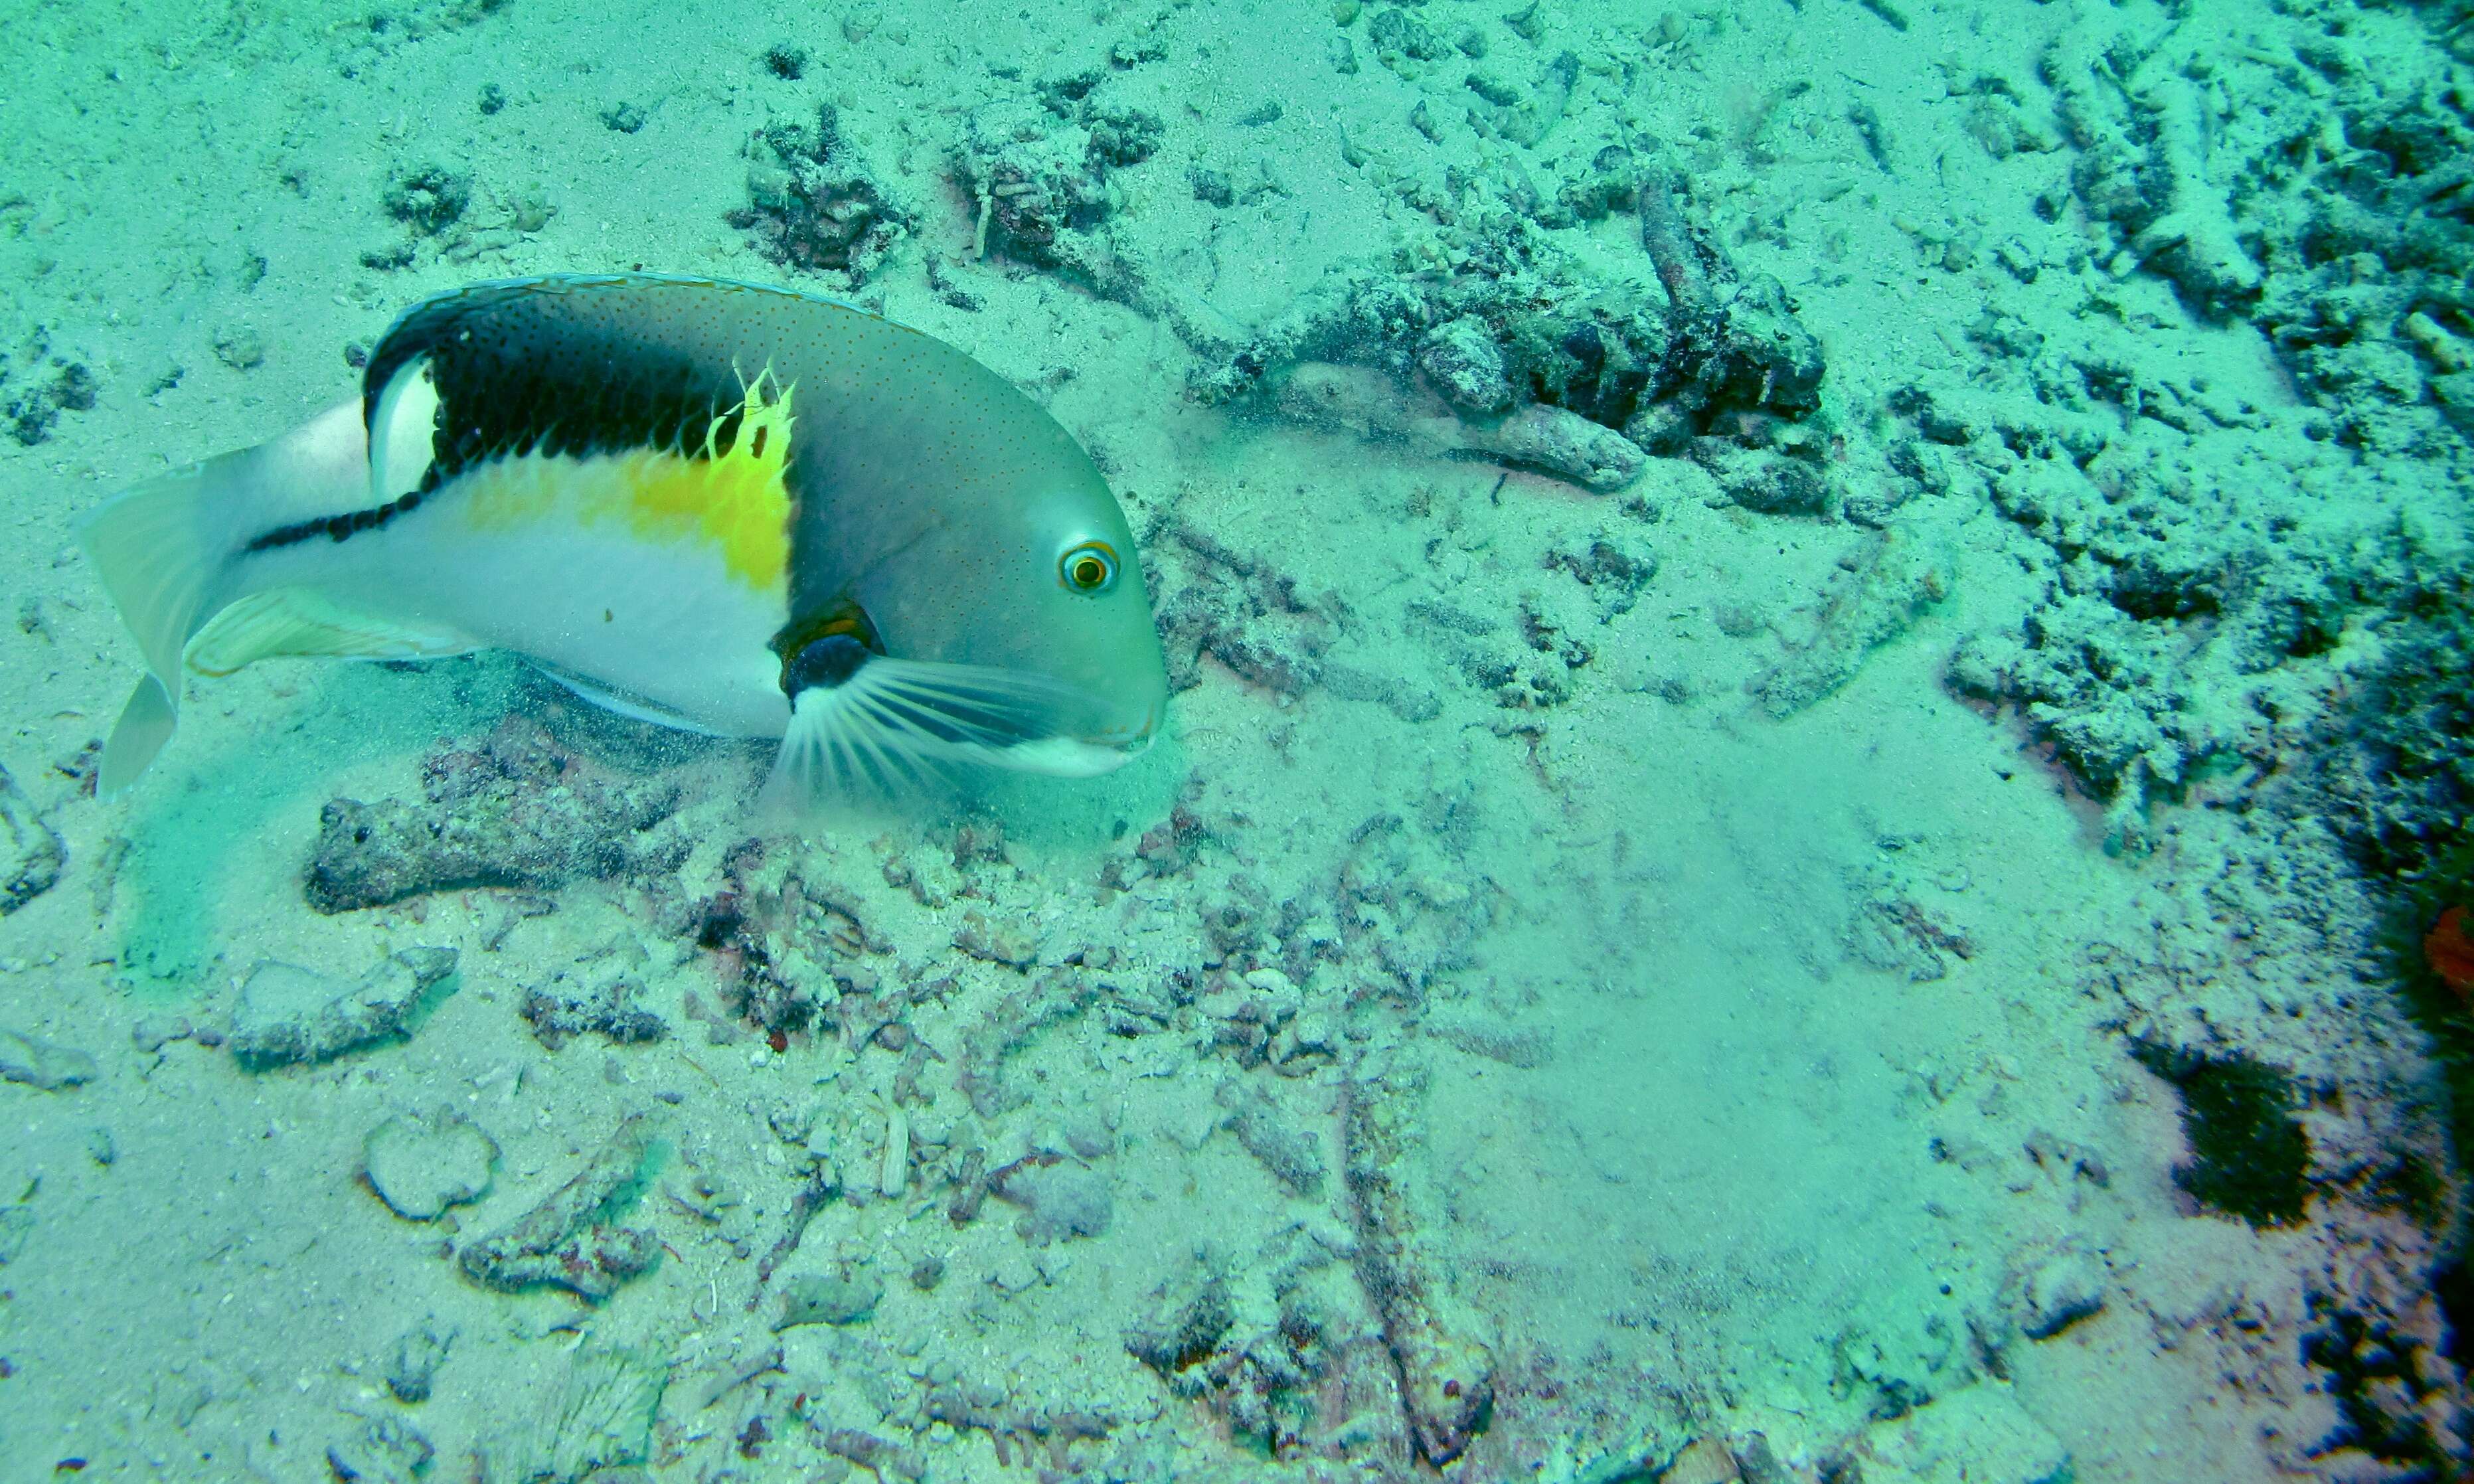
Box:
244;486;431;552
420;345;740;494
369;279;760;496
252;284;768;554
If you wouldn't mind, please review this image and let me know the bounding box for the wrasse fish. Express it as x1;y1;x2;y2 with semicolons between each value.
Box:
79;273;1169;805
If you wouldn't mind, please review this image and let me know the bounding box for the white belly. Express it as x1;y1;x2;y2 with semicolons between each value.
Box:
294;465;794;738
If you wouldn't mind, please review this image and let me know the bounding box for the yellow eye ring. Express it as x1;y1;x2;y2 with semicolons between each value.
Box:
1058;539;1119;594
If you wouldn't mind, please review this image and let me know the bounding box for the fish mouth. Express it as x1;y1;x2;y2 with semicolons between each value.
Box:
999;699;1160;778
1083;699;1163;756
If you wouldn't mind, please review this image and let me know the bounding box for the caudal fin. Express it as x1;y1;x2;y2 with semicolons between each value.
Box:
96;675;179;799
76;398;370;795
79;459;258;795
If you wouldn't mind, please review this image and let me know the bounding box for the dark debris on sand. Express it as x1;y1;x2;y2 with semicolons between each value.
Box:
520;974;668;1051
457;1115;661;1302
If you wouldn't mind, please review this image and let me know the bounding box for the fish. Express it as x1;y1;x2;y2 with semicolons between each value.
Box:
78;272;1171;806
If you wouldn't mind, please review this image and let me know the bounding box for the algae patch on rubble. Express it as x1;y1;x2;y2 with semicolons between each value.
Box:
2132;1042;2311;1228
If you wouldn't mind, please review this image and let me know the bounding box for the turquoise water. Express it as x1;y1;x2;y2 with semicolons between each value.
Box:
3;0;2473;1479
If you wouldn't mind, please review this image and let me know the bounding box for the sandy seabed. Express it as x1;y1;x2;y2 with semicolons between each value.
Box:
5;0;2474;1479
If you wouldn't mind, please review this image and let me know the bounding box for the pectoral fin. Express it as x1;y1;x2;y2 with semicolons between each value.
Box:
760;655;1119;814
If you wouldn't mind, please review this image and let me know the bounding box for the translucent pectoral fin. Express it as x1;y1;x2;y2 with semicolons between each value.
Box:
759;657;1116;817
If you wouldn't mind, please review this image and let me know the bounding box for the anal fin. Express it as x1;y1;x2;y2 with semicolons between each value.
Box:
527;661;724;736
185;588;477;676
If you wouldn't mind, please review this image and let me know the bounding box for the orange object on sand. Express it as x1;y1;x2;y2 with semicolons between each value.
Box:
2429;905;2474;997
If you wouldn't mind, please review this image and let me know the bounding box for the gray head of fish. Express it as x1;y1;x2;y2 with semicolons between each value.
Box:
787;379;1169;769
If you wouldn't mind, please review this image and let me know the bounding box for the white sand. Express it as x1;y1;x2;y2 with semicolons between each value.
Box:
2;0;2467;1479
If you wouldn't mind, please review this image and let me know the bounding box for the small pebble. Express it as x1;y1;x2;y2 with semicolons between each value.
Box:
132;1017;193;1054
363;1111;498;1222
776;1263;884;1329
989;1254;1041;1295
2015;1247;2106;1339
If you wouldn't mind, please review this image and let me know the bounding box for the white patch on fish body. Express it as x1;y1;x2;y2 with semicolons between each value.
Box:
369;354;442;505
291;451;794;738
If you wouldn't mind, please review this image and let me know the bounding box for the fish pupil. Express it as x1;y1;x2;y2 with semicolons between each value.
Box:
785;633;872;695
1074;557;1104;587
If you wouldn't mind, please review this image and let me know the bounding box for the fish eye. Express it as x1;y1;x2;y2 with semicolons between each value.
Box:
1058;539;1118;595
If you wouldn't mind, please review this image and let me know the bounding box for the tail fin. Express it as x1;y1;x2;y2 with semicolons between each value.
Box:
77;398;369;796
